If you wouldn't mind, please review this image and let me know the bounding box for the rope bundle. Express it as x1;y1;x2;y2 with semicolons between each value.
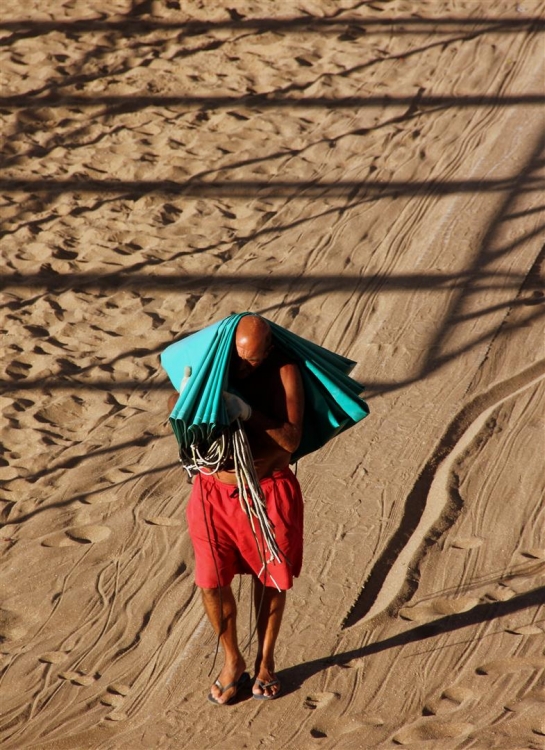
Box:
179;422;282;579
231;420;282;571
178;429;230;476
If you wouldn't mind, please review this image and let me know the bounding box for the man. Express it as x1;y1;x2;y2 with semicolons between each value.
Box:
171;314;305;704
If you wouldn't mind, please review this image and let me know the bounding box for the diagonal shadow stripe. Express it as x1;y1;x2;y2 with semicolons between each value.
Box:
1;94;543;109
3;309;543;394
1;176;543;198
0;270;529;292
0;16;543;34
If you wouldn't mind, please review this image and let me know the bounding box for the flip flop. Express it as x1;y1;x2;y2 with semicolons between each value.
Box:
252;677;281;700
207;671;250;705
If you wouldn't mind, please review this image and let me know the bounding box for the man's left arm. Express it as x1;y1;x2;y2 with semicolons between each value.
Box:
167;391;178;413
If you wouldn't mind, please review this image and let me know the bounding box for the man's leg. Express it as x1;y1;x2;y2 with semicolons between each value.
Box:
201;585;247;704
252;579;286;698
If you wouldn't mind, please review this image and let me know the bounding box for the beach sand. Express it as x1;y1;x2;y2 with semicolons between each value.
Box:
1;1;544;748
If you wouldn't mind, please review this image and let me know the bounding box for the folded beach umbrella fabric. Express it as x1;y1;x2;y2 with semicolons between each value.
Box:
161;312;369;463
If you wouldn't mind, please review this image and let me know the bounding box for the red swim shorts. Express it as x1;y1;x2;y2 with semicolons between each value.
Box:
186;467;303;590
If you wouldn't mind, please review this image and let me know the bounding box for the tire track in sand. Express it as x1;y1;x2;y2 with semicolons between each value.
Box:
343;357;545;628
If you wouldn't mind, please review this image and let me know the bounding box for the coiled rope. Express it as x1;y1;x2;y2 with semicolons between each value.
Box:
179;420;282;573
178;429;230;476
231;421;282;571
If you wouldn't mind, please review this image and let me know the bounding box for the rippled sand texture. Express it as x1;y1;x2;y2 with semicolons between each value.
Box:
1;1;544;748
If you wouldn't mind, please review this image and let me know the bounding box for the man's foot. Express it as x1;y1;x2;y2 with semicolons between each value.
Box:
208;670;250;706
253;656;281;700
253;676;281;700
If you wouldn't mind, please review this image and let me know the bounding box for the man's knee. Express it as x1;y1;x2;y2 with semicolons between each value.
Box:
200;585;232;601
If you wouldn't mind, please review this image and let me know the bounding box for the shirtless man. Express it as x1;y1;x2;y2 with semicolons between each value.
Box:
172;315;305;705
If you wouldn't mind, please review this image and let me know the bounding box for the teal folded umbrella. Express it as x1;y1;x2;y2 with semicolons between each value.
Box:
161;312;369;463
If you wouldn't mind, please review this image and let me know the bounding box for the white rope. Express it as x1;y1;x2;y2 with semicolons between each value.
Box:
231;420;282;569
178;420;282;586
179;429;230;477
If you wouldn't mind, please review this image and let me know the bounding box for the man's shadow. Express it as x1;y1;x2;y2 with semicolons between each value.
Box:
277;585;545;694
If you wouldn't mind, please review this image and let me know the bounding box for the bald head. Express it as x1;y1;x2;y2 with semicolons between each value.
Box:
233;315;272;378
236;315;271;346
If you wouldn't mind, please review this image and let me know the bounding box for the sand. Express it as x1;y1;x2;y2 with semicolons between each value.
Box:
1;1;544;748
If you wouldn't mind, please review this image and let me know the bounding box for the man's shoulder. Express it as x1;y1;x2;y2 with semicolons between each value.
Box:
269;347;298;371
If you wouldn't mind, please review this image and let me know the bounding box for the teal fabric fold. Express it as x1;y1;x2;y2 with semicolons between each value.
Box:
161;312;369;462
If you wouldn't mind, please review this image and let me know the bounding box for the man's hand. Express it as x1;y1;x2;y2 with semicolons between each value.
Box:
223;391;252;422
167;366;192;415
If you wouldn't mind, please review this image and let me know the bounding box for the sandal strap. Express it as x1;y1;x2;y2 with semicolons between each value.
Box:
255;678;280;689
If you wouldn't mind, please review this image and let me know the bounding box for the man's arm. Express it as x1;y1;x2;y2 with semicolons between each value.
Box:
167;391;178;413
247;363;304;454
167;366;192;415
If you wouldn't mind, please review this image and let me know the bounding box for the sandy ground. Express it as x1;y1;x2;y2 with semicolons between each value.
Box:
1;1;544;748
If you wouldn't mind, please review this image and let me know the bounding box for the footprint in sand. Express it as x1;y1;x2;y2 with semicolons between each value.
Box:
309;726;328;739
108;682;131;696
486;585;517;602
71;674;98;686
58;670;98;686
0;466;18;481
104;711;128;722
42;525;112;546
101;683;131;710
144;516;182;527
398;596;479;622
66;525;112;543
424;686;474;716
361;715;385;727
303;692;340;710
393;720;474;745
505;624;544;635
81;494;118;506
42;532;81;548
301;714;379;744
39;651;69;665
309;715;384;744
450;536;484;550
101;693;124;708
476;657;545;676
